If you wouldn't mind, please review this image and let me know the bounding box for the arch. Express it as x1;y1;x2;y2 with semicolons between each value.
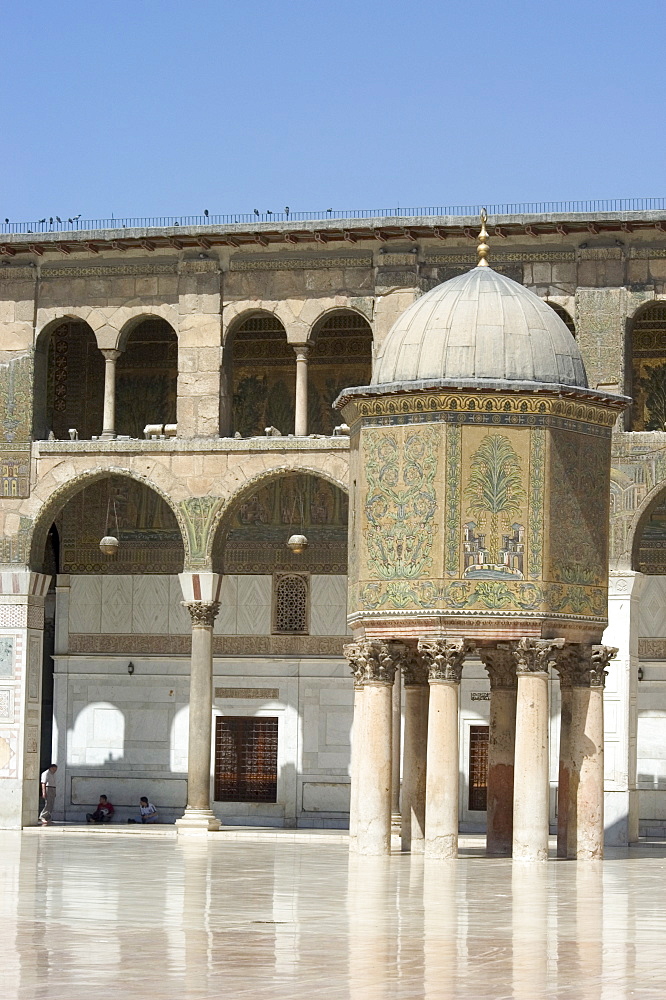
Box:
628;300;666;431
226;311;295;437
33;317;105;440
28;467;189;572
308;309;373;434
115;317;178;437
208;465;349;571
630;479;666;573
545;301;576;338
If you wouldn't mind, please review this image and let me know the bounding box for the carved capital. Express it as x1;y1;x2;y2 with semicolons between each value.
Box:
101;348;122;363
552;642;617;688
182;601;220;629
400;648;429;686
513;637;564;675
590;644;617;687
478;645;517;690
343;639;405;686
417;638;472;683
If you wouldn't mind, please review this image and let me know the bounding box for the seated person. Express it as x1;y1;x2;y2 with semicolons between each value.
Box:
86;794;115;824
127;796;158;824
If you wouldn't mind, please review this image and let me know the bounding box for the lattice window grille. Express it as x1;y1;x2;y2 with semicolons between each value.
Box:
273;574;309;634
214;716;278;803
468;725;489;812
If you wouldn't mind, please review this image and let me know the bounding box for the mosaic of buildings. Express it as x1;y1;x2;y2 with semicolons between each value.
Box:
0;206;665;844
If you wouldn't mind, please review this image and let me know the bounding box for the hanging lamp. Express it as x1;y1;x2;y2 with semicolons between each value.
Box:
286;485;308;554
99;496;120;556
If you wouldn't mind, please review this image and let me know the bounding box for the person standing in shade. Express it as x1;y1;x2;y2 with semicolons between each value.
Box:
39;764;58;825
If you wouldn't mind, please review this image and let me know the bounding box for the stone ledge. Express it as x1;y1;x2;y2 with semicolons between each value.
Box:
33;436;350;455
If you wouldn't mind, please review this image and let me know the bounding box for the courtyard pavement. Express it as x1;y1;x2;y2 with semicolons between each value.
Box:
1;831;665;999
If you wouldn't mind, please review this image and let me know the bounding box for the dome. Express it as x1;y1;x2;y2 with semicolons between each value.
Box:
372;265;588;389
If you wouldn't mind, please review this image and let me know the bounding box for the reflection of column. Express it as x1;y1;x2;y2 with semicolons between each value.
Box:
511;863;549;999
101;348;121;439
177;573;222;834
479;645;517;857
574;863;603;1000
401;650;428;853
347;855;393;1000
343;640;401;856
419;639;469;859
293;344;310;436
423;857;459;998
512;638;558;862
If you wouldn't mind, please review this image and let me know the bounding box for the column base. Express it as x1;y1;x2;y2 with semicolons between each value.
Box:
175;808;221;835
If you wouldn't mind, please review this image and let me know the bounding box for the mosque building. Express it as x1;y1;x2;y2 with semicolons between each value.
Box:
0;203;664;853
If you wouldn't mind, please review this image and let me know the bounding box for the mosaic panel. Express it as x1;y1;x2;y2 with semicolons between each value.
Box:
45;321;104;440
637;495;666;575
631;304;666;431
0;353;32;443
230;316;295;436
0;637;14;677
309;313;372;435
116;319;177;438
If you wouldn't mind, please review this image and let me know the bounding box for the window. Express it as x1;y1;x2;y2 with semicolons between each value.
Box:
468;725;489;811
214;717;278;803
273;573;308;633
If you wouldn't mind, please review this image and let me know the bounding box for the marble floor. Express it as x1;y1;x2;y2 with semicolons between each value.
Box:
2;833;666;999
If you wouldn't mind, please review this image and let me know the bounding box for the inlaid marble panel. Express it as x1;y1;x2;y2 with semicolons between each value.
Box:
100;576;133;634
68;576;102;634
639;576;666;638
236;575;271;635
168;576;191;635
310;575;348;636
132;576;170;634
214;575;238;635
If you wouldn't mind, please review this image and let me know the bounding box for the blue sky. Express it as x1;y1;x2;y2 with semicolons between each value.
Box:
1;0;664;222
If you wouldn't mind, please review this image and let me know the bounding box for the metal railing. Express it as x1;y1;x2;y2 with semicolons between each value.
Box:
1;198;665;236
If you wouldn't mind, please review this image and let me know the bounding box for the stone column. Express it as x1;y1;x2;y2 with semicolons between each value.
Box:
512;638;560;861
0;571;51;829
479;645;517;857
343;640;401;856
418;638;470;859
391;667;401;818
100;348;121;439
401;649;429;853
555;654;574;859
293;344;310;436
176;572;223;834
346;665;365;851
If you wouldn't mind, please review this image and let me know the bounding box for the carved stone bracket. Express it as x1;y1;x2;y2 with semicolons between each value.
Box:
478;644;517;690
513;637;565;675
182;601;220;629
417;638;473;683
343;639;406;686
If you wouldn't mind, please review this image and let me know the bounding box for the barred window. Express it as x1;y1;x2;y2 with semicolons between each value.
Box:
468;725;489;811
273;573;308;634
214;716;278;803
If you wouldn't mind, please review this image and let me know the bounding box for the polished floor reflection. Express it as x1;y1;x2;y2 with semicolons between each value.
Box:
1;833;666;999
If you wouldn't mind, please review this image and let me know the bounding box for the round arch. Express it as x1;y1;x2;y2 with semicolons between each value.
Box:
225;311;294;437
28;466;190;572
33;316;104;440
545;301;576;338
208;465;349;571
627;300;666;430
628;478;666;573
115;316;178;437
308;309;373;434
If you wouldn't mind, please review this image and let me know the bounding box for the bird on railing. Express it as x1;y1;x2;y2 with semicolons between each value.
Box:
56;216;62;223
4;218;8;224
326;208;332;213
49;217;53;225
204;209;209;218
73;215;81;221
267;210;272;216
39;218;46;224
253;208;260;217
285;206;290;217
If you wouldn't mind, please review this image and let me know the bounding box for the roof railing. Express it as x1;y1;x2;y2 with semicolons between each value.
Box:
1;198;665;236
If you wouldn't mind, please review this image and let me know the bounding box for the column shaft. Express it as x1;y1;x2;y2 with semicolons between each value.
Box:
348;685;365;851
356;683;393;855
557;682;573;859
294;346;309;436
401;682;428;852
187;623;215;811
571;682;605;860
487;684;517;856
101;349;120;439
425;681;460;859
513;671;550;861
391;670;401;816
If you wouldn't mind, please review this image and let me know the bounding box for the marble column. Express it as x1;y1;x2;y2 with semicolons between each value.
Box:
555;655;574;859
400;649;429;853
293;344;310;436
512;638;560;861
418;638;470;859
343;640;401;856
347;671;365;851
479;645;517;857
391;668;402;819
100;348;121;439
177;572;223;834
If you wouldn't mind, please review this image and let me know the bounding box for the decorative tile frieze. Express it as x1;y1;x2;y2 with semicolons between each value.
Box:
638;638;666;659
67;633;346;656
178;259;220;273
0;605;44;629
424;250;576;264
629;247;666;259
577;247;623;260
40;262;178;279
230;254;373;271
0;266;36;280
214;687;279;699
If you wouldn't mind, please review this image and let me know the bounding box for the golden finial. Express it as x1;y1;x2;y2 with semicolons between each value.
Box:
477;208;490;267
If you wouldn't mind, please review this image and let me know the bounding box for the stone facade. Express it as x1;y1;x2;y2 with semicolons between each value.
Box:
1;209;666;834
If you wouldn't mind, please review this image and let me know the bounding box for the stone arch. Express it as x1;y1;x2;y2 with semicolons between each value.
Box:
627;300;666;430
27;466;190;572
629;478;666;573
33;316;105;440
224;310;294;437
207;464;349;571
545;301;576;338
308;308;373;434
115;316;178;437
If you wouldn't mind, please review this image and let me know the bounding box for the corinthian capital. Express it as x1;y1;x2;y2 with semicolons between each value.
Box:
400;648;429;686
513;637;564;675
552;642;617;688
182;601;220;629
343;639;405;686
590;644;617;687
417;638;472;683
478;645;517;690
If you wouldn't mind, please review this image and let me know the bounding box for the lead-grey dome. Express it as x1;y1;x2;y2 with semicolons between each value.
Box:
372;265;588;389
